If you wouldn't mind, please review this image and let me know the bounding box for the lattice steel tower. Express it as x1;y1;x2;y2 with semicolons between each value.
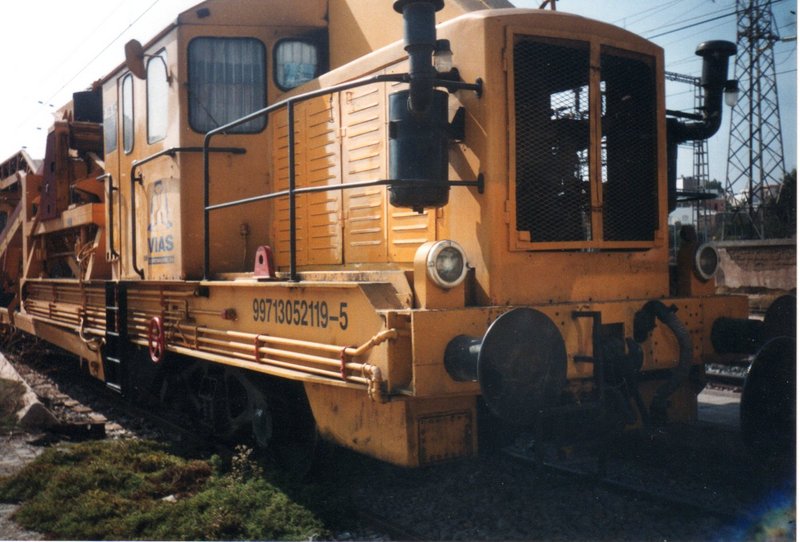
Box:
725;0;786;238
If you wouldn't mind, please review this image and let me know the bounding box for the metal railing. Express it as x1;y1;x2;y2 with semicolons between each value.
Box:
202;73;482;281
130;146;245;278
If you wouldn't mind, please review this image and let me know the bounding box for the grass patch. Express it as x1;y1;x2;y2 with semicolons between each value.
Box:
0;378;25;432
0;440;331;540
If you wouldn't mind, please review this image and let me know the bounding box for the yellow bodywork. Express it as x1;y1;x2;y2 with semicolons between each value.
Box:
13;273;748;465
0;0;750;467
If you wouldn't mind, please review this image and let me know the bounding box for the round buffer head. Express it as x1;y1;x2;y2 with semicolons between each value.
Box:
477;308;567;426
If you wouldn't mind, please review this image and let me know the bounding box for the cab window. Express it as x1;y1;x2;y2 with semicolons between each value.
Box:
188;37;266;133
274;39;320;90
103;103;117;154
147;50;169;144
122;74;134;153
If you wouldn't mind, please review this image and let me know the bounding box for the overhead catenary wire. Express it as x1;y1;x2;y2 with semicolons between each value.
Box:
646;0;785;40
647;9;737;39
31;0;128;98
610;0;688;28
44;0;163;104
10;0;164;138
642;2;736;37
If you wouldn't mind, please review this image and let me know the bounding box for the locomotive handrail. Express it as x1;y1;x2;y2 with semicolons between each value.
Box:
96;173;118;262
202;73;483;281
204;178;483;212
130;146;246;279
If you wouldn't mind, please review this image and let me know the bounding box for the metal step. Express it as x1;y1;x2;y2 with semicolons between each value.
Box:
102;282;128;394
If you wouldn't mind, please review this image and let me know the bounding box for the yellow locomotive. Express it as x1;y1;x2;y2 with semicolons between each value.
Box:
0;0;792;467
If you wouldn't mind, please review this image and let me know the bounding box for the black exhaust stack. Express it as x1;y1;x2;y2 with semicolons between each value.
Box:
393;0;444;115
389;0;450;212
667;40;736;211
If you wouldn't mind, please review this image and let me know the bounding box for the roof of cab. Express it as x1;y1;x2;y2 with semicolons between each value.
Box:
98;0;517;84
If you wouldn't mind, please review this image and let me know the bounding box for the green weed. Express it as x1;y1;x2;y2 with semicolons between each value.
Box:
0;439;330;540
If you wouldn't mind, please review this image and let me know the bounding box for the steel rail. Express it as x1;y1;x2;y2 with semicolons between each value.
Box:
503;439;749;525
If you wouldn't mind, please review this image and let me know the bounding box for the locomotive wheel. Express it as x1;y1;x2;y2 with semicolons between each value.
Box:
267;380;320;476
762;294;797;341
172;363;273;446
740;336;796;463
147;317;166;364
157;360;317;474
217;367;273;447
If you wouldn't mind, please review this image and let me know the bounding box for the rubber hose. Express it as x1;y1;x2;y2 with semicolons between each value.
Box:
638;301;694;421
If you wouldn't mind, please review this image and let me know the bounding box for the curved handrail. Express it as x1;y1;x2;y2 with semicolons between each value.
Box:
130;146;245;278
202;74;482;280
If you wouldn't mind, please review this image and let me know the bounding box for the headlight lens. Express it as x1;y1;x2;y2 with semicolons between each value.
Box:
694;243;719;281
427;240;468;288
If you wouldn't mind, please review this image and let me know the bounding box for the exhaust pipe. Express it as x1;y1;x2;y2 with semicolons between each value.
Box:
667;40;736;211
671;41;737;142
389;0;450;211
393;0;444;115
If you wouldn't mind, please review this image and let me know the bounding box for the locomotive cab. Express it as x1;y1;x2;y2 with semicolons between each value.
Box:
100;1;335;281
98;0;497;282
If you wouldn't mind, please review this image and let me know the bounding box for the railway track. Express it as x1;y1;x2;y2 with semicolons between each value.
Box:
496;378;793;530
502;428;752;525
3;341;794;541
705;359;749;391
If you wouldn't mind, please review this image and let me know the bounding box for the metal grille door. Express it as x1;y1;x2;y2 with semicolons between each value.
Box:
512;37;659;248
514;39;592;243
600;48;658;242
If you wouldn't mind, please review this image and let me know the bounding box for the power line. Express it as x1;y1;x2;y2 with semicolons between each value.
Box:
662;18;736;58
31;0;128;96
608;1;683;26
646;0;786;40
45;0;162;103
10;0;164;141
647;9;737;39
612;0;688;28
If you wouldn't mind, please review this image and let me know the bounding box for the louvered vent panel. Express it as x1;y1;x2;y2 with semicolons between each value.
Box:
272;107;308;266
342;84;388;262
304;96;342;264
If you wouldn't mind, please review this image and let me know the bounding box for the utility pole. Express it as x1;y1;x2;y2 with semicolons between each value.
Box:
724;0;786;239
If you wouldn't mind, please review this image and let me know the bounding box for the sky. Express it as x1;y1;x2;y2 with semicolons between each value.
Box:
0;0;795;194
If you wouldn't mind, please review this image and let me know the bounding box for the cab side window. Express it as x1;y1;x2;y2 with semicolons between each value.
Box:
188;37;266;133
121;74;134;154
147;50;169;144
103;102;117;154
274;39;320;91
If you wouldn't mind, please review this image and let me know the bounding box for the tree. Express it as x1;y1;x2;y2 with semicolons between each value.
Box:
775;169;796;237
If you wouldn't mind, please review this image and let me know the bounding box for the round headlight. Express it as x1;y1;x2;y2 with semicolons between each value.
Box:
694;243;719;281
427;240;468;289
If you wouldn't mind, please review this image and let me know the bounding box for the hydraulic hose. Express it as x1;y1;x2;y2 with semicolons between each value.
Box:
634;300;694;423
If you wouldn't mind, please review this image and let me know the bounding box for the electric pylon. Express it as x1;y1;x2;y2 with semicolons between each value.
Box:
724;0;786;239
